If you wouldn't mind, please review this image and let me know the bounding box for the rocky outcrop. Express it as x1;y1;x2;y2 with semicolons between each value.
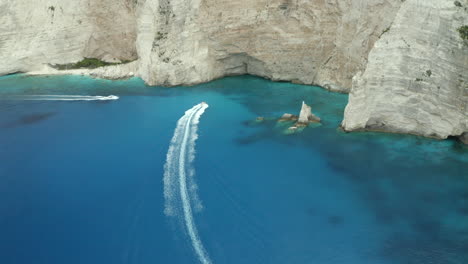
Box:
135;0;402;91
0;0;467;142
342;0;468;140
297;101;321;125
278;101;320;133
278;113;298;122
1;0;402;92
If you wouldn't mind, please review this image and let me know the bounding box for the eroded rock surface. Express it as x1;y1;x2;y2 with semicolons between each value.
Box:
342;0;468;140
297;101;321;125
0;0;137;75
279;113;298;122
1;0;402;92
136;0;402;90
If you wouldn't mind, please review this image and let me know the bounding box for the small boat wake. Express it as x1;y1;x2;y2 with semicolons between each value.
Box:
2;95;119;101
164;102;211;264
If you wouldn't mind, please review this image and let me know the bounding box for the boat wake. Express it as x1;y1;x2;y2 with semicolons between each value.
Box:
164;102;211;264
2;95;119;101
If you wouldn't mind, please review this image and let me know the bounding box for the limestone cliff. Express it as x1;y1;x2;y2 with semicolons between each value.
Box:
136;0;401;91
1;0;401;92
342;0;468;140
0;0;137;75
0;0;467;141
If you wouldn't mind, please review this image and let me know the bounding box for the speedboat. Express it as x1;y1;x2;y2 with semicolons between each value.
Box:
101;95;119;100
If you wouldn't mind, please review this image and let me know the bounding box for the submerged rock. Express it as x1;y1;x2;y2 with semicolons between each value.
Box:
278;113;298;122
277;101;322;132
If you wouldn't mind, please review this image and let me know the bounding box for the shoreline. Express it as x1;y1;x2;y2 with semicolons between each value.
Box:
1;70;466;145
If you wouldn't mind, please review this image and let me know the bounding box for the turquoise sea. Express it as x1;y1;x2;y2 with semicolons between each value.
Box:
0;74;467;264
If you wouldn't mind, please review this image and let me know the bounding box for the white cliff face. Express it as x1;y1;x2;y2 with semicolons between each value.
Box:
298;102;313;124
0;0;137;75
0;0;88;74
136;0;402;90
342;0;468;139
136;0;222;86
82;0;138;62
297;101;320;124
0;0;401;91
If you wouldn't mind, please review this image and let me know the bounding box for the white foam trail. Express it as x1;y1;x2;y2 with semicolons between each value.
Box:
164;102;211;264
3;95;119;101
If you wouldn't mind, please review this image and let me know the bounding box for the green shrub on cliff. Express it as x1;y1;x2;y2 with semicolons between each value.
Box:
74;58;113;69
458;25;468;41
54;58;134;70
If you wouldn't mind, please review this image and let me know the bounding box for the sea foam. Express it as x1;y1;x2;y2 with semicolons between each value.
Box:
163;103;211;264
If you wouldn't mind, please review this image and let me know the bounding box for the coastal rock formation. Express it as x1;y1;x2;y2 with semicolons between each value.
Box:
135;0;402;90
342;0;468;140
27;61;138;80
1;0;402;92
297;101;321;125
278;113;298;122
0;0;466;141
278;101;320;133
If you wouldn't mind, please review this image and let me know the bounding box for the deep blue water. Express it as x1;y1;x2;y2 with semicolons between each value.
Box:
0;74;467;264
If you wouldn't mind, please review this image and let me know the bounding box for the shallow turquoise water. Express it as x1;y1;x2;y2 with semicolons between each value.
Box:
0;74;467;264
